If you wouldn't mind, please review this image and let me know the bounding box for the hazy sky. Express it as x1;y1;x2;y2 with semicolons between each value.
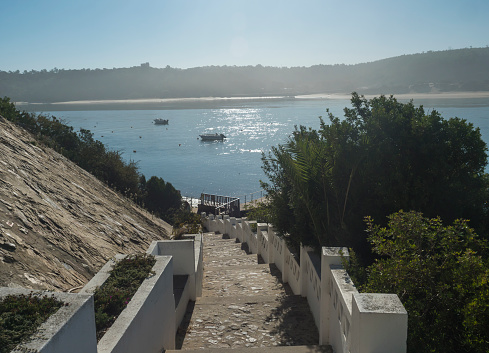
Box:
1;0;488;71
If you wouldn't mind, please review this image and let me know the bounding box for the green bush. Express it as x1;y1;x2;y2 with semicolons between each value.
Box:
93;254;156;341
0;293;63;353
359;211;489;353
261;93;489;258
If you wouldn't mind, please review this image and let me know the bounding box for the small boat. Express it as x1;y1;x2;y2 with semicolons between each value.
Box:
154;118;169;125
199;133;226;141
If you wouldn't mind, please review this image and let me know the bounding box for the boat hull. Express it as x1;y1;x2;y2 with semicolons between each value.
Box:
199;133;226;141
154;119;169;125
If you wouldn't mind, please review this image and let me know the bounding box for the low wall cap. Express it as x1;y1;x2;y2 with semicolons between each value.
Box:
354;293;407;314
322;247;349;257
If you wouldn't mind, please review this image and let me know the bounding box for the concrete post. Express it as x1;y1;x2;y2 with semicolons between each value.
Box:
320;247;348;345
257;223;268;259
226;217;236;238
300;245;314;297
350;294;407;353
268;225;275;263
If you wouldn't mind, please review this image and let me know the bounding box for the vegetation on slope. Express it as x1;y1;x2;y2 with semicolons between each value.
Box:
0;97;182;223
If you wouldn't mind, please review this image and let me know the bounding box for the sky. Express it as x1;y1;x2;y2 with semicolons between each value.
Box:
1;0;489;71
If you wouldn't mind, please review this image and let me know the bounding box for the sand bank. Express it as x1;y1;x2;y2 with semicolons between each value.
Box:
297;91;489;100
16;91;489;111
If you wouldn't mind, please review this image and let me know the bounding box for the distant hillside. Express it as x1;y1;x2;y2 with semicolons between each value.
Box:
1;47;489;103
0;116;172;290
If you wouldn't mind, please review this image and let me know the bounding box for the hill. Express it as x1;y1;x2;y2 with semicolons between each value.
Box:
1;48;489;104
0;116;172;291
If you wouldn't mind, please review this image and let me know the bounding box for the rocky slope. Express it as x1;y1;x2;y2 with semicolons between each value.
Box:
0;116;172;291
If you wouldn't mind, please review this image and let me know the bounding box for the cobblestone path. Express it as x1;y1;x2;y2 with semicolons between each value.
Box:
175;232;329;351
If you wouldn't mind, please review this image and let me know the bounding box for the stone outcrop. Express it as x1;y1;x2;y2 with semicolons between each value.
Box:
0;116;172;291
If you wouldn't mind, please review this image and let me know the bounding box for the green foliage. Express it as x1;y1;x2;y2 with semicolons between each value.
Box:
362;211;489;353
93;254;156;340
142;176;182;221
243;201;272;223
170;209;202;237
0;293;63;353
261;93;489;256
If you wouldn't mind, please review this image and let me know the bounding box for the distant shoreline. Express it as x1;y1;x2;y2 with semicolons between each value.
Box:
16;91;489;111
297;91;489;100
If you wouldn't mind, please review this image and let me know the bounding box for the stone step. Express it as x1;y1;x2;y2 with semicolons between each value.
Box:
204;254;259;268
203;244;249;258
202;264;285;297
203;238;241;246
176;293;322;350
167;345;333;353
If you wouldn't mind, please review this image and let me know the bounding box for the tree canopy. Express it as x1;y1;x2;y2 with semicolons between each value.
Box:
261;93;489;255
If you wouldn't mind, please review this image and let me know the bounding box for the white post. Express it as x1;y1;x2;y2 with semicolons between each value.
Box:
268;225;275;263
300;245;314;297
320;247;348;345
350;294;407;353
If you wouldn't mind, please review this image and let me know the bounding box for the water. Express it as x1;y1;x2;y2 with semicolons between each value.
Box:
39;97;489;200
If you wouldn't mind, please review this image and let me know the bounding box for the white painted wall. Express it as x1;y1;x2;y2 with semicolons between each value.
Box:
80;255;176;353
148;239;196;300
0;288;97;353
174;278;190;330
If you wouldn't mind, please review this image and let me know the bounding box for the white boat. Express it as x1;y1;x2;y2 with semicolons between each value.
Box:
199;133;226;141
154;118;169;125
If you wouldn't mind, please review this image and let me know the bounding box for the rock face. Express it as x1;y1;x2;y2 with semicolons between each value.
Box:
0;116;172;291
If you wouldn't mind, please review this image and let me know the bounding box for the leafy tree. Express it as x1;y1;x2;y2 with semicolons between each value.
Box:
243;201;272;224
361;211;489;353
142;176;182;220
261;93;489;256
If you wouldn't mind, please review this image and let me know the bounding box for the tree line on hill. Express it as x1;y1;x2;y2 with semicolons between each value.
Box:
1;47;489;103
0;97;183;224
255;93;489;352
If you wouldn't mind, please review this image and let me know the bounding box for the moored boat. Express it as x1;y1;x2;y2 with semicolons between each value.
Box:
199;133;226;141
154;118;169;125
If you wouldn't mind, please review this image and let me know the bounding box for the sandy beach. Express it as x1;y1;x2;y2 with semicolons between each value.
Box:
296;91;489;100
16;91;489;111
45;91;489;104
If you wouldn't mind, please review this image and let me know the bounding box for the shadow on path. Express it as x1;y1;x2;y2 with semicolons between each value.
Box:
265;264;320;345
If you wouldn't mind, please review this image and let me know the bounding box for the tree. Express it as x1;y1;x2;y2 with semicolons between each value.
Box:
261;93;489;255
143;176;181;220
361;211;489;353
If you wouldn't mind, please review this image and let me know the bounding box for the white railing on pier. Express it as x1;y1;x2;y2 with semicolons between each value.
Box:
203;213;408;353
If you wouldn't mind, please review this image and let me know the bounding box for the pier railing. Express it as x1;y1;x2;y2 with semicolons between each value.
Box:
198;193;240;217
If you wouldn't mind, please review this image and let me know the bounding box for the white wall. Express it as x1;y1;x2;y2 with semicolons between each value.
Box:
148;239;196;300
80;255;176;353
0;288;97;353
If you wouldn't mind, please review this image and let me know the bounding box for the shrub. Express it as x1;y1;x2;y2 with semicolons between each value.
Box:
0;293;63;353
93;254;156;340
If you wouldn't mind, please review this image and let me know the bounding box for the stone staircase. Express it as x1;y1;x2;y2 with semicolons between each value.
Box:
167;232;332;353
